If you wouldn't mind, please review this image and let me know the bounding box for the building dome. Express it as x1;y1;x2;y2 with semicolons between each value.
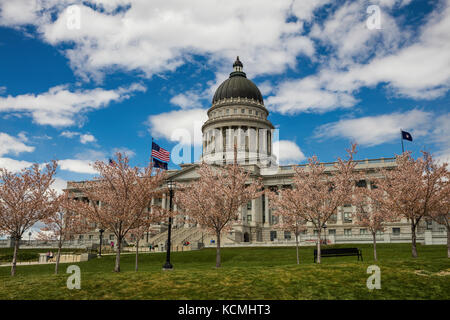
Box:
212;57;264;105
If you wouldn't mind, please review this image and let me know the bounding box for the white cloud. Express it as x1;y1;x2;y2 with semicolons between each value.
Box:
431;113;450;164
0;132;35;156
112;147;136;158
170;92;204;109
146;108;208;145
0;86;6;95
79;134;96;144
61;131;96;144
0;83;146;127
58;149;106;174
268;0;450;114
266;75;358;114
314;109;433;146
0;157;33;172
309;0;404;67
0;0;323;80
58;159;97;174
273;140;306;164
60;131;79;138
51;177;67;194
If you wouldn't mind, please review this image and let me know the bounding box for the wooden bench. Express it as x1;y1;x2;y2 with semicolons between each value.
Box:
314;248;363;263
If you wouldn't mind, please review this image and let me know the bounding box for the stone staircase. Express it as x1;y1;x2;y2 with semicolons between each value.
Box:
147;226;235;250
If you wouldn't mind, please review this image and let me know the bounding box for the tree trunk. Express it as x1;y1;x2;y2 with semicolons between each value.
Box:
295;233;299;265
135;239;139;272
10;236;20;276
55;239;62;274
114;236;122;272
216;231;221;268
372;232;377;261
316;231;321;264
411;223;418;258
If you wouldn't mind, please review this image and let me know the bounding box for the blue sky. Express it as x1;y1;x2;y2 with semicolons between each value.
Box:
0;0;449;192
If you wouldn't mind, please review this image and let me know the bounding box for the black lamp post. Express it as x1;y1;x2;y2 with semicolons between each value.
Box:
28;232;32;246
98;229;104;257
322;224;327;245
163;180;175;270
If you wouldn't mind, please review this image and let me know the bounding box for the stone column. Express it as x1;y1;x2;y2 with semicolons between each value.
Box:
162;193;166;210
173;203;178;227
150;197;154;213
251;198;256;226
277;185;283;225
264;193;270;226
336;207;343;225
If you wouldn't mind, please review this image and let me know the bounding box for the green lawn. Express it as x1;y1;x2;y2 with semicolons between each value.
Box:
0;243;448;299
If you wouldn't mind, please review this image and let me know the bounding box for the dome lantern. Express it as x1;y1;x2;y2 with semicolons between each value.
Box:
212;57;264;105
233;56;243;72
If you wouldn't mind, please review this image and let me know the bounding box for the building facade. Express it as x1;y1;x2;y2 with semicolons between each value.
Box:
67;57;443;248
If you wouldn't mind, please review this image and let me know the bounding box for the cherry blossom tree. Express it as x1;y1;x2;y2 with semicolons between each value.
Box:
376;152;448;258
353;186;394;261
38;191;88;274
268;187;307;264
66;152;166;272
129;204;165;272
292;144;358;263
0;161;58;276
176;161;262;268
423;158;449;258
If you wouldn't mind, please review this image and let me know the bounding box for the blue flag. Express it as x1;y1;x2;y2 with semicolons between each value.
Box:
153;158;168;170
401;130;413;141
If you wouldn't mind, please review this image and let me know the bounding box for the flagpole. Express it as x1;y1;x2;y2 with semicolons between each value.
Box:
400;129;404;153
151;137;154;174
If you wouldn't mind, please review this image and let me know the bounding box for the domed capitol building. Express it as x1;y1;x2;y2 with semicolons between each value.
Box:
67;58;446;250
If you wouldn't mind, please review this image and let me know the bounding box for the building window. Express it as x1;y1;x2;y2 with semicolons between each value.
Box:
313;230;318;235
79;235;84;240
234;109;237;114
328;229;336;235
329;213;337;223
360;228;368;235
241;109;245;113
270;231;277;241
249;109;252;114
247;215;252;222
247;201;252;210
271;215;278;225
356;180;367;188
226;109;229;114
255;111;259;116
426;220;433;230
89;235;93;240
109;234;115;240
344;212;352;223
284;231;291;240
392;228;400;235
344;229;352;236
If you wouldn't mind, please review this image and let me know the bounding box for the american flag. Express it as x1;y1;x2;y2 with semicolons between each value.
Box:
151;141;170;162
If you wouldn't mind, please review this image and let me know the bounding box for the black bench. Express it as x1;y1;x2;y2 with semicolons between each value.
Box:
314;248;363;263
